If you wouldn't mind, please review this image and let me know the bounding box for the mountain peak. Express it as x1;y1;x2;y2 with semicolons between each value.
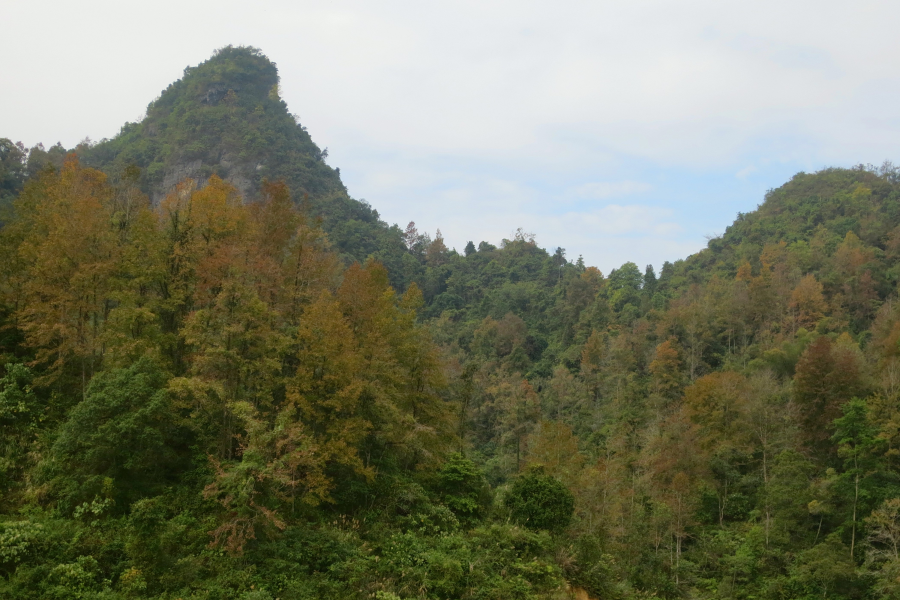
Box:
150;46;279;115
71;46;405;271
80;46;341;206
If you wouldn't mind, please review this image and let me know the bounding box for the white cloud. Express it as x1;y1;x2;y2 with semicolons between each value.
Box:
574;181;652;200
736;165;757;179
556;205;679;237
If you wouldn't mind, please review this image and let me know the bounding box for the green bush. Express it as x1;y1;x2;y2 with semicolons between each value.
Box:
504;467;574;533
435;453;490;527
41;358;185;510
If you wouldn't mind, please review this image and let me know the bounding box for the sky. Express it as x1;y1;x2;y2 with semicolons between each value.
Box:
3;0;899;273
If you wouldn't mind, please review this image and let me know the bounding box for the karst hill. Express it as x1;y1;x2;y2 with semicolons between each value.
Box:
74;46;407;270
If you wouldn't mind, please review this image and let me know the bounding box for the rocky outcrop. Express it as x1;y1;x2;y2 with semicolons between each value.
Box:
161;160;202;191
201;85;241;105
152;156;258;204
153;160;203;204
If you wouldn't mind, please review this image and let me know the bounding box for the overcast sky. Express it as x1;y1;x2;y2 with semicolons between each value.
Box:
3;1;899;273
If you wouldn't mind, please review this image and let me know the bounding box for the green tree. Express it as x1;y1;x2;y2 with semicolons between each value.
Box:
607;261;642;312
832;397;882;559
792;534;856;599
0;139;26;212
794;336;866;455
43;357;182;509
866;497;900;598
435;453;490;526
504;466;574;533
0;363;39;491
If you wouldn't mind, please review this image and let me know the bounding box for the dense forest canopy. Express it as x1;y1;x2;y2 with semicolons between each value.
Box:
2;46;900;600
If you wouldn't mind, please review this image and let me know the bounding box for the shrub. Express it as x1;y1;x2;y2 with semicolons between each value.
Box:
504;467;574;533
436;454;490;527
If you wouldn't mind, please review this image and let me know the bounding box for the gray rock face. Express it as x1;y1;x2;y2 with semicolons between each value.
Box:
201;85;241;105
152;157;257;204
160;160;203;192
154;160;202;204
227;172;253;199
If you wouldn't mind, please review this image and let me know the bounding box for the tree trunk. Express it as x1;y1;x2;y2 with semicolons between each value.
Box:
851;467;859;559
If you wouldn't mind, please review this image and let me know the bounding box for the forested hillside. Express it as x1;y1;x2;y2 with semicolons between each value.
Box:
3;47;900;600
